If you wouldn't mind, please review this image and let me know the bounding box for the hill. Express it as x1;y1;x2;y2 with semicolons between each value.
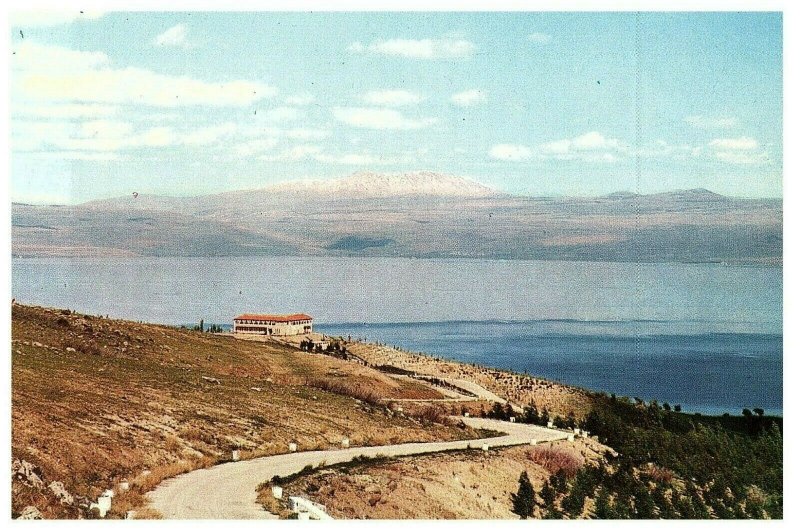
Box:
10;303;481;518
12;171;782;264
11;304;782;520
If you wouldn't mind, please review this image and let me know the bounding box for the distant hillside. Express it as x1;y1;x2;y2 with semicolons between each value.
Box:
12;171;782;264
260;170;501;198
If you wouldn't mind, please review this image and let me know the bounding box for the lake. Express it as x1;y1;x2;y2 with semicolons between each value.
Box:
12;256;782;414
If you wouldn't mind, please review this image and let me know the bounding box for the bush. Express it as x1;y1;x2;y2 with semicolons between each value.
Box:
526;446;583;478
305;377;381;406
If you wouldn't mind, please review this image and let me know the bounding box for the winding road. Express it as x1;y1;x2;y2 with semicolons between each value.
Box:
146;417;569;519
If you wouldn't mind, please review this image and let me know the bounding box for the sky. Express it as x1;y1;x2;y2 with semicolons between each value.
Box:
8;10;784;203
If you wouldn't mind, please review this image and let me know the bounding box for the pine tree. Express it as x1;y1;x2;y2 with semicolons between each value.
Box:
633;484;657;518
525;404;540;425
539;481;556;507
552;469;569;493
593;487;614;519
511;471;536;519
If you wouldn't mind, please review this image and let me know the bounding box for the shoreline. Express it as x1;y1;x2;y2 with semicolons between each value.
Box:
241;330;783;421
308;330;783;419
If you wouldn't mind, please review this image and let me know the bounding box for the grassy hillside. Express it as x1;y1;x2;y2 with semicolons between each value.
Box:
11;304;476;519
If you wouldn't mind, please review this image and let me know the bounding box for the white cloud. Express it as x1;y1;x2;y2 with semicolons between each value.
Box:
284;94;316;106
527;33;552;44
48;151;120;161
363;90;423;107
183;123;238;145
136;127;175;147
153;24;191;48
348;37;475;59
332;107;437;130
571;131;624;151
80;119;133;140
451;89;486;107
234;137;280;157
258;144;395;165
13;103;118;119
233;126;331;156
259;107;302;123
712;151;770;165
636;140;702;160
10;10;104;27
12;41;276;108
491;132;629;164
684;115;739;129
259;144;323;162
489;144;532;161
315;153;394;165
708;136;759;151
537;131;628;162
13;40;107;73
286;128;331;140
14;117;251;157
708;136;769;165
347;42;366;53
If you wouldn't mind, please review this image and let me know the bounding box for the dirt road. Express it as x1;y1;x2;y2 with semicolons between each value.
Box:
146;417;569;519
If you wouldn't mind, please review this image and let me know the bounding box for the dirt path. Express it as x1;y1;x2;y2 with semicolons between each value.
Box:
146;417;569;519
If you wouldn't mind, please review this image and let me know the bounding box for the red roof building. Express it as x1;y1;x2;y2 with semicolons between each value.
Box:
233;313;313;336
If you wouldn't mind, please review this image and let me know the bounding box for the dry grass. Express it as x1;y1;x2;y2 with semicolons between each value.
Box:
128;456;218;495
304;376;382;406
256;488;294;518
265;442;610;519
525;445;584;478
412;405;450;424
11;303;478;518
641;463;675;485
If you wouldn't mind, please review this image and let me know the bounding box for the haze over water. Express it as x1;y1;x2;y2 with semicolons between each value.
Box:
12;256;782;415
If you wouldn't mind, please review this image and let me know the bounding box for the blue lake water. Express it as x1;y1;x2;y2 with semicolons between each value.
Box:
317;321;782;416
11;256;782;415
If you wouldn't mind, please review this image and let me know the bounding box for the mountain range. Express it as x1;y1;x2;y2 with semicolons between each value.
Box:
12;171;782;264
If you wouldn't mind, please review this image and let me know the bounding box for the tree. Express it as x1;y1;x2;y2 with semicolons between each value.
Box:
566;411;577;429
524;405;541;425
561;490;586;517
552;469;569;493
754;408;765;417
511;471;535;519
663;402;671;411
674;404;682;413
742;408;753;418
539;481;556;507
593;487;614;519
489;402;505;420
633;484;657;518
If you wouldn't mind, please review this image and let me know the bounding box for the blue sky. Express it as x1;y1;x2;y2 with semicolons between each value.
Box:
9;11;783;203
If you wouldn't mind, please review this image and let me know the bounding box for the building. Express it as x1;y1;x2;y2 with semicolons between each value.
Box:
232;313;313;336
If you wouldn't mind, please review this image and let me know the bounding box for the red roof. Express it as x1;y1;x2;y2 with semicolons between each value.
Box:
234;313;313;322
